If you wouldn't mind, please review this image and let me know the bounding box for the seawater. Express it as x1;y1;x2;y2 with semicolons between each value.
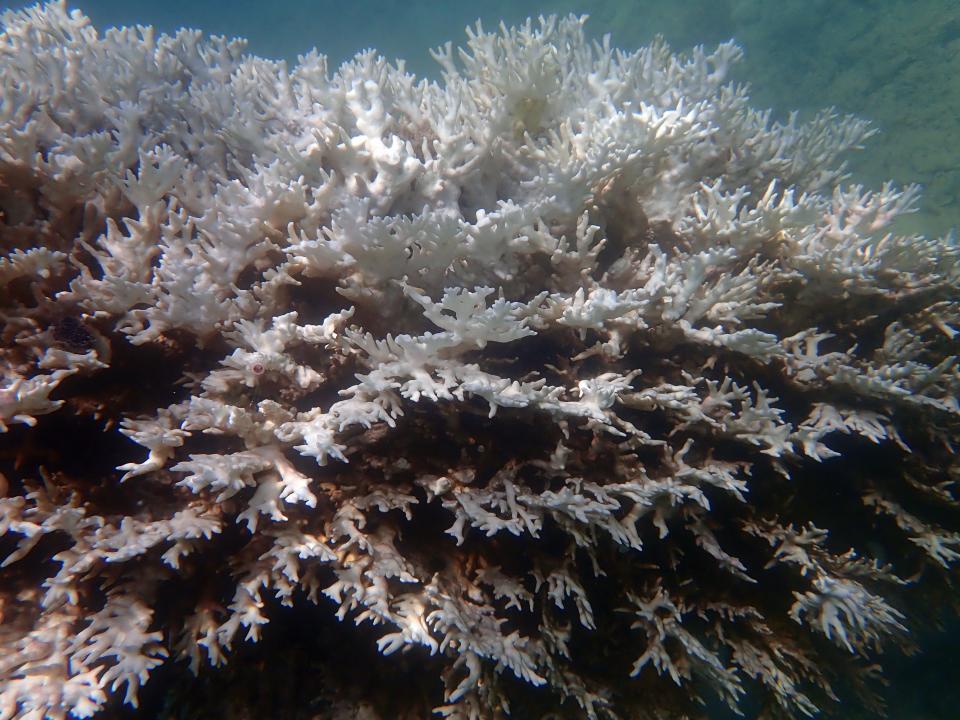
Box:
4;0;957;243
2;1;957;718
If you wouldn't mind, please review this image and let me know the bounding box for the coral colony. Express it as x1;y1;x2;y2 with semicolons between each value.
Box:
1;2;959;718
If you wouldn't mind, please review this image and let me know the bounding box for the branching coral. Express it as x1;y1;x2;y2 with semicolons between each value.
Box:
1;2;959;718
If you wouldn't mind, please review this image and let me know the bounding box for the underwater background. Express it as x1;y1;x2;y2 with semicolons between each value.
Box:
1;1;958;718
4;0;958;243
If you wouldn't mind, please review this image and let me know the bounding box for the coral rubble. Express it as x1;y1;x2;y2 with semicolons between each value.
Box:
1;2;958;718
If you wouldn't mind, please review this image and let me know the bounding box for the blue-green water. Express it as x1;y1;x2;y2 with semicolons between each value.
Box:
2;1;957;718
4;0;958;241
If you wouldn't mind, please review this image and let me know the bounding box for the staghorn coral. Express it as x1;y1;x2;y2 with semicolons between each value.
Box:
1;2;959;718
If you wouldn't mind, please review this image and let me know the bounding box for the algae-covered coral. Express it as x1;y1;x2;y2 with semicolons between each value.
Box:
1;2;959;718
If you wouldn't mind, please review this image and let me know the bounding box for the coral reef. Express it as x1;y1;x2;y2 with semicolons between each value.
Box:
1;2;958;718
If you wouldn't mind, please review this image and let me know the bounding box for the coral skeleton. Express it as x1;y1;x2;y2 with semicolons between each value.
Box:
1;2;959;718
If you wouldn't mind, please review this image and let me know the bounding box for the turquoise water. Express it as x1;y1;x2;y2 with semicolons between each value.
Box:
4;0;958;240
2;1;957;718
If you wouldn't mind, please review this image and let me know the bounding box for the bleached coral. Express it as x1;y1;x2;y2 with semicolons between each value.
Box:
1;2;958;718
